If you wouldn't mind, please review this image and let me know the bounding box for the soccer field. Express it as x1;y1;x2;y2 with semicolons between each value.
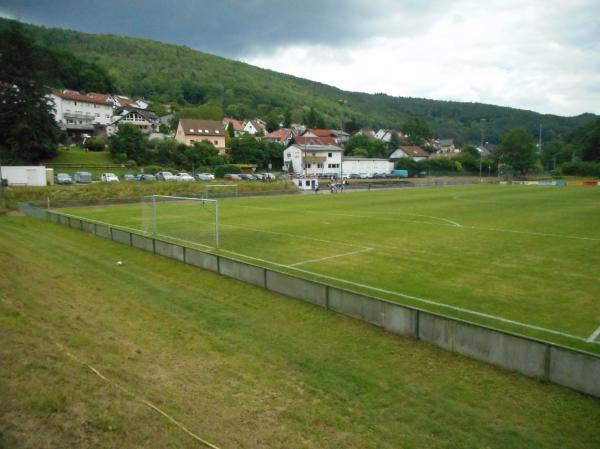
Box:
60;184;600;353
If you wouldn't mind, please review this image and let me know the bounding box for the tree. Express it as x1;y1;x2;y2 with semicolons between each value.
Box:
498;128;538;174
227;122;235;138
185;140;221;168
108;124;148;163
283;110;292;128
389;131;401;149
0;22;61;164
266;112;280;133
345;134;388;158
403;117;432;145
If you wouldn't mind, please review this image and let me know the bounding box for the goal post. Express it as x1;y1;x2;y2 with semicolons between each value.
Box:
141;195;220;249
203;184;238;200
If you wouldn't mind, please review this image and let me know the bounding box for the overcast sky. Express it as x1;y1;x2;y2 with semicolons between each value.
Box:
2;0;599;116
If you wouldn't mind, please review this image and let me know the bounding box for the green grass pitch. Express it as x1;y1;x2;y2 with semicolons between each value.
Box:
61;184;600;353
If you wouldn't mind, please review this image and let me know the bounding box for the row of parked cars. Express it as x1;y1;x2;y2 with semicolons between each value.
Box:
54;171;218;185
223;173;276;181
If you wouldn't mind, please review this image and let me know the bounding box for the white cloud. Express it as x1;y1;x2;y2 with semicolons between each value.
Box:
244;0;600;115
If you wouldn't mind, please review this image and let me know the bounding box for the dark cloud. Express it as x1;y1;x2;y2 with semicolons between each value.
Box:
0;0;399;56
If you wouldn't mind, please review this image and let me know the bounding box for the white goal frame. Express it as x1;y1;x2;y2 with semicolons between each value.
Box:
145;195;220;249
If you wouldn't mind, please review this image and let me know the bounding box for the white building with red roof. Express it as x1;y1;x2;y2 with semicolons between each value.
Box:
51;89;114;127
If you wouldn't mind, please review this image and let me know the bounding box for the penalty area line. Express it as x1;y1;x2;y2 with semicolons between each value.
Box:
289;247;373;267
219;249;589;344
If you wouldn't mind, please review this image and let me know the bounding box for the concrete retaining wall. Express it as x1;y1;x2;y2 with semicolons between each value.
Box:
418;313;547;378
218;257;265;287
111;228;132;246
154;240;184;262
131;234;154;253
19;203;600;399
93;223;111;239
549;347;600;397
185;248;219;272
266;270;327;308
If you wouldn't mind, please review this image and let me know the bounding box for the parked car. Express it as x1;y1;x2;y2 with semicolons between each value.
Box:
156;171;176;182
175;172;195;182
135;173;156;181
195;173;215;181
122;174;136;181
55;173;73;185
358;173;370;179
261;173;276;181
101;173;119;182
224;174;242;181
349;174;361;179
239;174;255;180
74;171;92;183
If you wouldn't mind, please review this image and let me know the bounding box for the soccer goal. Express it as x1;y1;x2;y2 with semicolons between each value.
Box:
141;195;220;249
203;184;238;200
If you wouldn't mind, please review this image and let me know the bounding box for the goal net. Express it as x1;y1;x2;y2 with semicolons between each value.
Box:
203;184;238;200
141;195;219;249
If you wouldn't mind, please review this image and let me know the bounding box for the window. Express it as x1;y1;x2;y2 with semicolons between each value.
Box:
305;181;310;186
74;101;77;106
286;153;291;158
95;113;100;117
189;129;194;132
214;140;218;145
328;152;333;157
317;163;324;168
312;152;316;156
215;130;220;134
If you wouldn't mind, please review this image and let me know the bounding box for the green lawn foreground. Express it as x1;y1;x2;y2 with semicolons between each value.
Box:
1;216;599;448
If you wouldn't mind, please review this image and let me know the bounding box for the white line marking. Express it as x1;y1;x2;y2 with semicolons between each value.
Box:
587;325;600;343
289;247;373;267
219;249;593;343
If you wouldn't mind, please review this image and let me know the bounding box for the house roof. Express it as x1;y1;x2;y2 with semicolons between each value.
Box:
305;128;337;138
223;118;244;131
295;136;338;146
265;128;292;140
53;89;111;106
437;138;454;147
289;144;343;152
179;119;226;136
392;146;429;158
113;107;158;123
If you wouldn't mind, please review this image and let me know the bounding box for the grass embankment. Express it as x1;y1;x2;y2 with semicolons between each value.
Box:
0;179;295;211
49;148;114;165
1;216;600;448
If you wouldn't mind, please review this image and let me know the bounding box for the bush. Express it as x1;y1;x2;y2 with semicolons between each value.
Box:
214;164;242;178
84;137;107;152
560;161;600;177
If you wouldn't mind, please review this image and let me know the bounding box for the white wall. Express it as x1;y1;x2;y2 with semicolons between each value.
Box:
51;95;113;126
1;166;47;186
342;159;394;175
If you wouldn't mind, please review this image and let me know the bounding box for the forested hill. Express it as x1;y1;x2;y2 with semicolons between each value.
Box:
1;17;595;145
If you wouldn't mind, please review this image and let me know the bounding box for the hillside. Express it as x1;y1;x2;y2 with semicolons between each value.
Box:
1;18;595;145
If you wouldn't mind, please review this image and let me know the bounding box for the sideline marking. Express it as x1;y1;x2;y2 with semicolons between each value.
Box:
587;325;600;343
219;248;594;344
289;247;373;267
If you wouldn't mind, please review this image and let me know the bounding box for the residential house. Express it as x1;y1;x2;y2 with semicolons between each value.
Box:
175;119;227;154
264;128;294;147
223;118;245;136
357;128;376;138
50;89;114;142
434;138;456;153
243;118;266;135
331;129;351;145
283;144;343;177
476;143;498;158
107;107;159;136
110;95;149;110
389;146;430;162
